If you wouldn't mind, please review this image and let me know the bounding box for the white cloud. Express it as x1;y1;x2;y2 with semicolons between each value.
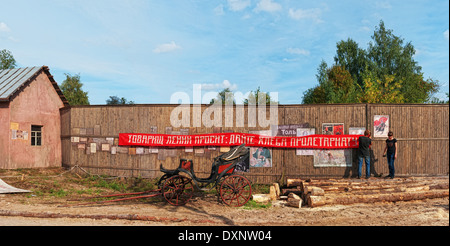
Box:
153;41;181;53
288;8;323;23
287;47;310;56
0;22;17;42
0;22;10;32
227;0;251;12
444;29;449;41
214;4;224;15
375;1;392;9
201;80;238;91
254;0;282;13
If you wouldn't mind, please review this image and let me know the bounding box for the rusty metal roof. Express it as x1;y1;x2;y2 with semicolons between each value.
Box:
0;66;68;105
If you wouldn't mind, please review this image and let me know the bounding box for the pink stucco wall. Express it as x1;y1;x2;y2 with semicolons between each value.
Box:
0;103;10;168
0;71;64;169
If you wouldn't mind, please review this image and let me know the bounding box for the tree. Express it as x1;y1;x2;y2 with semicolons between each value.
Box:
209;88;235;105
302;62;357;104
106;96;134;105
243;86;278;105
366;20;439;103
60;73;89;105
429;93;449;104
302;20;439;104
357;70;404;103
334;38;367;87
0;49;16;69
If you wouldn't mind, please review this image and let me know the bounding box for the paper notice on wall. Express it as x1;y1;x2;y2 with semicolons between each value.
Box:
101;143;110;151
0;178;31;194
11;129;28;140
10;122;19;130
90;143;97;153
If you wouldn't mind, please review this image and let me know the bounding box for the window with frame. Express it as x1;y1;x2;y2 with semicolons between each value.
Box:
31;125;42;146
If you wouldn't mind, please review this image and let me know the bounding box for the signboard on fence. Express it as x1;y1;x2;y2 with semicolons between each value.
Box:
119;132;362;149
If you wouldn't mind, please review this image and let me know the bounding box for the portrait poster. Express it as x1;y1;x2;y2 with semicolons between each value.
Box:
249;130;272;167
374;115;389;137
296;128;315;155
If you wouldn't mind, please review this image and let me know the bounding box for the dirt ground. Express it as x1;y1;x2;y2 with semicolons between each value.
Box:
0;193;448;226
0;169;448;226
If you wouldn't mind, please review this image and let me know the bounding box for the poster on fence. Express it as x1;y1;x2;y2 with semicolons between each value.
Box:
374;115;389;138
249;130;272;167
313;148;352;167
271;124;310;137
235;153;250;172
349;127;365;135
322;123;344;135
315;123;350;167
296;128;315;155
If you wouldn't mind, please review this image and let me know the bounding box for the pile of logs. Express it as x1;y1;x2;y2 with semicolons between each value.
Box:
271;176;449;208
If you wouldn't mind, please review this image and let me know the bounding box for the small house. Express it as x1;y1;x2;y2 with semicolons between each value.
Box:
0;66;68;169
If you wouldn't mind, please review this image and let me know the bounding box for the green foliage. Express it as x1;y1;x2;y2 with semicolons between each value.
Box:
210;88;236;105
210;87;278;105
243;86;278;105
0;49;16;69
60;73;90;105
242;199;272;210
302;20;440;104
358;71;404;103
106;95;135;105
334;38;367;87
302;63;358;104
49;188;69;197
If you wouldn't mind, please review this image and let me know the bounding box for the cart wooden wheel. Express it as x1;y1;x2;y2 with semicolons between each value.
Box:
219;175;252;207
161;175;194;206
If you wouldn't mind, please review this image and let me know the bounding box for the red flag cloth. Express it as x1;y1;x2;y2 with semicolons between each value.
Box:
119;133;361;149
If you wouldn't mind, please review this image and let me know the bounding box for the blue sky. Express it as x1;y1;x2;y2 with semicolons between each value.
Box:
1;0;448;104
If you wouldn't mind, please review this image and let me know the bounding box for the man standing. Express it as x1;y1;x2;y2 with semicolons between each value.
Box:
383;131;397;179
357;130;372;179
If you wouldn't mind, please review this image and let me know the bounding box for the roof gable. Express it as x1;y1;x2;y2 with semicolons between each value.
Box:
0;66;68;106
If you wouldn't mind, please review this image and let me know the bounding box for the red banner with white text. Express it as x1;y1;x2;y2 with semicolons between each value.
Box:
119;133;362;149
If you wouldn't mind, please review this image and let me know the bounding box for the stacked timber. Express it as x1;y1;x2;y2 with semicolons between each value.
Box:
278;176;449;208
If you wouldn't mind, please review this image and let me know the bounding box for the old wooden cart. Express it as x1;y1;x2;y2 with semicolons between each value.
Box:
64;144;252;207
158;143;251;207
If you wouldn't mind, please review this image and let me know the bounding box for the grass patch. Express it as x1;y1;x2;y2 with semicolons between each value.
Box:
243;199;272;210
251;184;271;194
1;168;163;199
49;188;69;197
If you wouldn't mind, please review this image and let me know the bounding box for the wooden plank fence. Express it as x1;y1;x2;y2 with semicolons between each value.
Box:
60;104;449;184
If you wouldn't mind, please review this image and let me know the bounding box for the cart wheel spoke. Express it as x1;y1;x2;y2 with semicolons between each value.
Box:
162;175;194;206
219;175;252;207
